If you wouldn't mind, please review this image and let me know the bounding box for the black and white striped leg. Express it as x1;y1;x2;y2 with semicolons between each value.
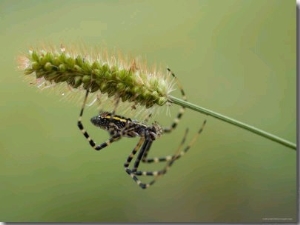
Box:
77;89;122;151
133;128;189;180
164;119;207;166
141;128;189;164
163;68;187;134
134;120;207;186
124;139;153;189
123;129;189;189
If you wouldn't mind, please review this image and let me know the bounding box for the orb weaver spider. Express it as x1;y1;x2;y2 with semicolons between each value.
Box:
77;68;206;189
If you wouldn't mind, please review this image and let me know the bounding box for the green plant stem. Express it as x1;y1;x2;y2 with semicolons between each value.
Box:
169;96;296;151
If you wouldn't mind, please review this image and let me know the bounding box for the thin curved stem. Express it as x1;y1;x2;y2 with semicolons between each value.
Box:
169;96;296;151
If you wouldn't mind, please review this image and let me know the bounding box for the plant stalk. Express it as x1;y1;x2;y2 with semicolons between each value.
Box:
169;96;296;151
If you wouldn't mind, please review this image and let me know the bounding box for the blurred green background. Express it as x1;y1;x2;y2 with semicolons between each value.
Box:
0;0;296;223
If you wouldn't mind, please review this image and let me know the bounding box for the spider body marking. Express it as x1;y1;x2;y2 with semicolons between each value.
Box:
91;112;163;140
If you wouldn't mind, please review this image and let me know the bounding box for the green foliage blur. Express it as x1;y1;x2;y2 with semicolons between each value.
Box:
0;0;296;222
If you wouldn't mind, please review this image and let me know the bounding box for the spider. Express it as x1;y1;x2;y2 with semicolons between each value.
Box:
77;68;206;189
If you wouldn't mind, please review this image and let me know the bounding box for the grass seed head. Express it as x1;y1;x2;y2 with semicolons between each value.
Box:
18;45;175;113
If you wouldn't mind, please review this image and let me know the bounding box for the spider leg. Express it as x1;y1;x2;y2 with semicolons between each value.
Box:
124;138;168;189
133;120;206;189
163;68;187;134
133;129;189;179
124;138;145;169
168;119;206;163
124;138;154;189
141;128;189;164
132;140;153;172
77;89;122;151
